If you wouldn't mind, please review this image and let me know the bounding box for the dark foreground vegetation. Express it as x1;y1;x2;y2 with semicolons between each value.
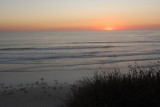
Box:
65;62;160;107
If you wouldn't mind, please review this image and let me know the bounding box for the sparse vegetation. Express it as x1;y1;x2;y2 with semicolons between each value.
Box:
65;61;160;107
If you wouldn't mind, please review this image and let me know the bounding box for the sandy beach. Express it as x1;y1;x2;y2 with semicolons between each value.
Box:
0;81;70;107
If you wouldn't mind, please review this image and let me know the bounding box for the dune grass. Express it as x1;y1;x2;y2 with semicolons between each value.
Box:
65;62;160;107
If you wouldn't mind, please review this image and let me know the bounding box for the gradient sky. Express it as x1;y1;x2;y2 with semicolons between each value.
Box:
0;0;160;31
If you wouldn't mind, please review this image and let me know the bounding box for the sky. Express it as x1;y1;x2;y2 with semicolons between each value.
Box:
0;0;160;31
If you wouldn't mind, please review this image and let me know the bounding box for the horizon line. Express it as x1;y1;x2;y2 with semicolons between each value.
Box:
0;29;160;32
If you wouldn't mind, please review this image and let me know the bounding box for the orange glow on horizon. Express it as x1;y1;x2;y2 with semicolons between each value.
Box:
105;27;114;31
0;0;160;31
0;21;160;31
0;13;160;31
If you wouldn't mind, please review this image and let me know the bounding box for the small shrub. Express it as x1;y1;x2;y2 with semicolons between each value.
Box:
65;62;160;107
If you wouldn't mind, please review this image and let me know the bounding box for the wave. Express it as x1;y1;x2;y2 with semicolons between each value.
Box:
2;57;160;72
0;45;115;51
68;41;160;44
1;40;159;48
1;50;160;63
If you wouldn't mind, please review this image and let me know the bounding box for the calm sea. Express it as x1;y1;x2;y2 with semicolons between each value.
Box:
0;30;160;84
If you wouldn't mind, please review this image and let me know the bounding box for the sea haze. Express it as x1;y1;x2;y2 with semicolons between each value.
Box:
0;31;160;84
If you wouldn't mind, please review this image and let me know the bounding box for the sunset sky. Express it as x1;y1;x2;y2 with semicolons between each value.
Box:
0;0;160;31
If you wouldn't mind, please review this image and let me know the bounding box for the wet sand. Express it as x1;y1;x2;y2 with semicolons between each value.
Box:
0;81;70;107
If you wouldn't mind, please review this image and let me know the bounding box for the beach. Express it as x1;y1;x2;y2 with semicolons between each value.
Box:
0;79;70;107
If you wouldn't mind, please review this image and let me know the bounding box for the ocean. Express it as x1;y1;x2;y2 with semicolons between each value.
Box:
0;30;160;84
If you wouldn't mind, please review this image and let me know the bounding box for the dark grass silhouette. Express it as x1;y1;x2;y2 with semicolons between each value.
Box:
65;62;160;107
